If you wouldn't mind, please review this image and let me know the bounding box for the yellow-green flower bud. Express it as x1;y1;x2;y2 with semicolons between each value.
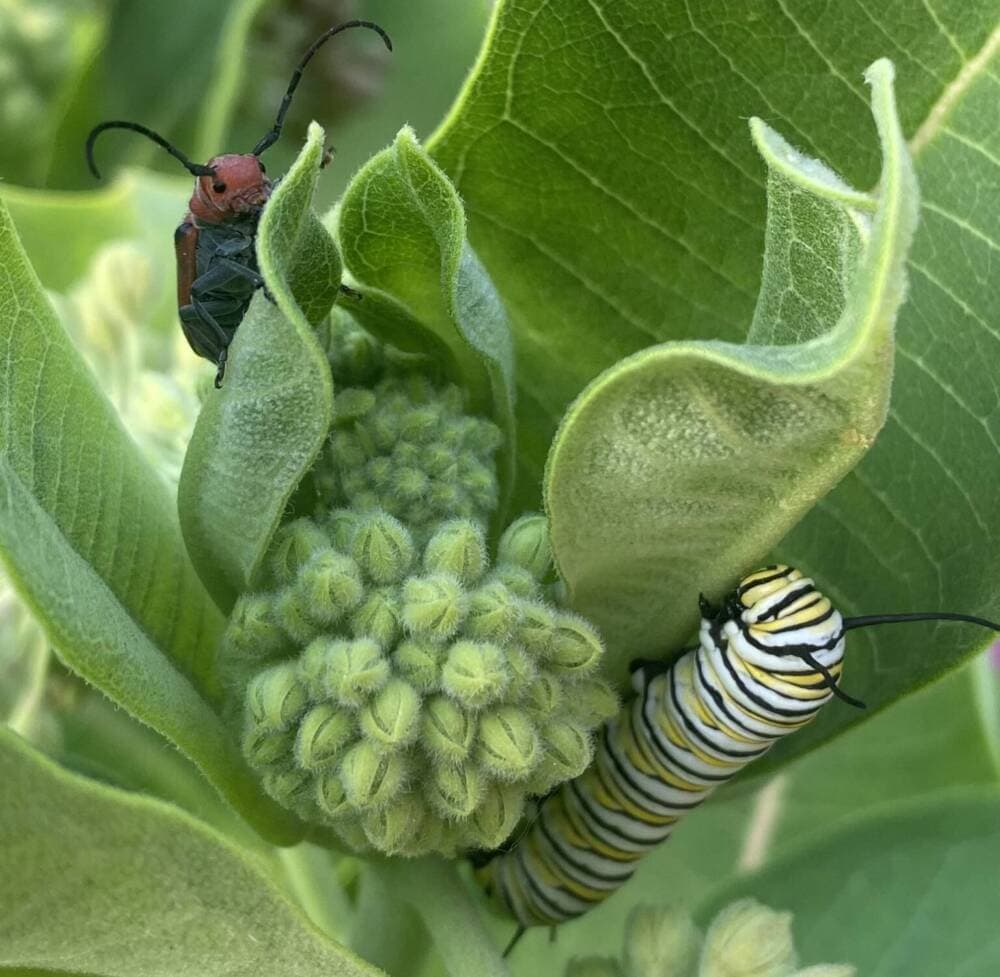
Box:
262;766;313;811
352;511;415;584
421;694;476;764
460;461;497;509
394;639;445;692
330;429;366;468
295;703;355;771
548;613;604;674
400;404;442;442
315;769;351;819
367;456;395;490
275;587;320;645
498;514;552;581
476;706;539;780
334;387;376;422
623;904;701;977
423;520;487;585
564;678;619;725
565;959;623;977
362;791;426;855
428;480;463;513
298;637;333;700
270;519;330;585
326;508;362;550
243;726;296;769
350;588;402;649
392;467;430;504
369;409;401;451
700;900;797;977
360;678;421;751
246;663;307;731
524;669;564;717
470;782;524;850
424;443;455;477
538;719;592;782
325;639;390;707
441;641;510;709
296;549;364;624
340;740;409;809
465;581;522;641
493;564;540;599
518;601;557;657
426;761;483;819
402;573;468;641
223;594;287;660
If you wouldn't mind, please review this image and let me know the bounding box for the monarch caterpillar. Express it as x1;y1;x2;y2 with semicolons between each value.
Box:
476;565;1000;946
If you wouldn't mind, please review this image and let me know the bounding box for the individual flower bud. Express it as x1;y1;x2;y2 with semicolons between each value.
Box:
340;740;409;809
340;467;371;500
400;404;442;442
402;573;468;641
295;703;355;770
352;511;415;584
296;549;365;625
492;564;540;599
223;594;287;661
428;479;463;514
350;588;402;648
246;663;308;731
426;761;483;819
334;387;376;422
394;639;445;692
503;644;539;701
391;467;430;504
362;791;426;854
564;678;619;725
518;600;557;656
461;461;498;510
476;706;539;780
464;581;522;641
326;508;362;550
325;639;390;708
270;519;330;585
275;587;320;645
470;782;524;850
360;678;421;751
243;726;296;770
540;720;592;780
367;456;395;490
262;766;314;812
441;641;510;709
424;443;455;477
498;514;552;581
315;769;351;820
564;959;623;977
369;408;401;450
548;613;604;674
623;904;701;977
421;694;476;764
423;520;487;585
298;637;335;700
330;429;367;468
524;670;564;717
392;440;423;468
700;900;797;977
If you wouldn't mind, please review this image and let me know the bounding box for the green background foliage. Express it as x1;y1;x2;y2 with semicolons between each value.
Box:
0;1;998;976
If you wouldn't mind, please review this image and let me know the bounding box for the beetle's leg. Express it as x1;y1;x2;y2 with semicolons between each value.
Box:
339;283;362;301
191;298;232;388
204;258;266;290
214;346;228;389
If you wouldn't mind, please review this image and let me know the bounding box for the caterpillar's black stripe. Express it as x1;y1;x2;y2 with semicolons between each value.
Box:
477;565;847;927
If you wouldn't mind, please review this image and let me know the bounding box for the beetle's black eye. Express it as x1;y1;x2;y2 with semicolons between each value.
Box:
212;181;227;193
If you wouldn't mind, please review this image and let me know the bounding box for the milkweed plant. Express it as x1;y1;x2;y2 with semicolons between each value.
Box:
1;2;998;976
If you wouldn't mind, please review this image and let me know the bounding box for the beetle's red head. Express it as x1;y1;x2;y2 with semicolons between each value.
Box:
189;154;272;224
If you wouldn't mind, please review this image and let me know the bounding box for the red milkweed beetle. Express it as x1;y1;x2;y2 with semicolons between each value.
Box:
85;20;392;387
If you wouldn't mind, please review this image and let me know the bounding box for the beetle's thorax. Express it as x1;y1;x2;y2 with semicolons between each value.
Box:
189;153;272;224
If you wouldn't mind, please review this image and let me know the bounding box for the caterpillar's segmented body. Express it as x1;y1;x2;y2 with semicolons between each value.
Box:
478;565;845;927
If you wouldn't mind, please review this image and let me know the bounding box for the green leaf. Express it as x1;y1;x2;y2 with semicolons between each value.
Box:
0;729;382;977
544;61;916;683
430;2;1000;751
178;123;339;611
337;126;517;519
696;786;1000;975
0;194;299;843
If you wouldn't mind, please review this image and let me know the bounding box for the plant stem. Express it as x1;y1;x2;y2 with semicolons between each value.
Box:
350;860;428;976
278;843;355;943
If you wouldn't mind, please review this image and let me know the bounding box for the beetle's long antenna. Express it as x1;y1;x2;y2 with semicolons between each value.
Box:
86;121;215;180
252;19;392;157
842;611;1000;632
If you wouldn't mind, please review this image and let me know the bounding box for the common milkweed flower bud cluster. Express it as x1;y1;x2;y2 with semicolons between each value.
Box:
219;320;617;856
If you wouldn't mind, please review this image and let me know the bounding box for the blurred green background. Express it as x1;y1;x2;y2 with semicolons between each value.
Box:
0;0;492;210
